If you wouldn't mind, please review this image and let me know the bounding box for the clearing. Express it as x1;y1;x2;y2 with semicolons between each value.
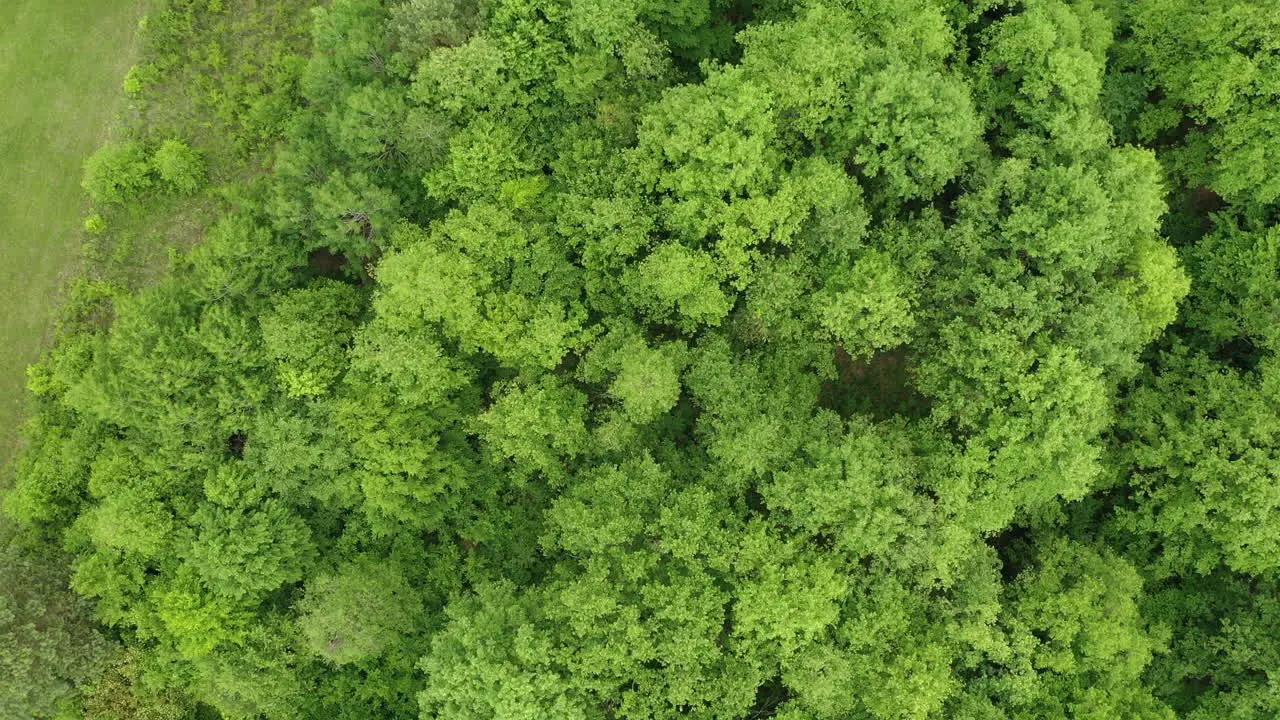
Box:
0;0;147;474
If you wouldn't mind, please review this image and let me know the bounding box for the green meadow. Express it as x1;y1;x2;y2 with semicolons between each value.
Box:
0;0;146;472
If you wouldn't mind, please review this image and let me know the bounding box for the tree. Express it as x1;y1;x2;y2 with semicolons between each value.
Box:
184;497;315;601
815;250;916;357
1126;0;1280;204
302;0;392;106
327;81;408;161
390;0;484;65
1140;572;1280;719
79;648;194;720
260;280;364;398
310;171;401;261
151;139;206;195
628;243;733;332
1111;345;1280;577
964;539;1174;720
418;583;592;720
475;375;591;482
296;556;421;665
0;532;114;719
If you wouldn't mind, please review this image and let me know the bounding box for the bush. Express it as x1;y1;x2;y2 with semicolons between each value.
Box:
82;213;107;235
151;139;206;195
81;142;153;205
121;63;161;96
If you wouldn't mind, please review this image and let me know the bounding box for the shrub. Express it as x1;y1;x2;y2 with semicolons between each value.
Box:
121;63;160;96
82;213;107;235
81;142;153;205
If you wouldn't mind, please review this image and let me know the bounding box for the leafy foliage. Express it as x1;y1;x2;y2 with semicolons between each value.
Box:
9;0;1280;717
81;142;153;206
151;139;206;195
0;531;114;719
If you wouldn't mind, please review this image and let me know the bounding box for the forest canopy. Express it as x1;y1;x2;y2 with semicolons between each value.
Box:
5;0;1280;718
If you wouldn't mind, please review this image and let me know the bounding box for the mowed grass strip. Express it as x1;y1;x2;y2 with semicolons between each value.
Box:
0;0;146;473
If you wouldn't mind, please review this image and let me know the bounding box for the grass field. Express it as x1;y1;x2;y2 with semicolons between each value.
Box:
0;0;147;475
